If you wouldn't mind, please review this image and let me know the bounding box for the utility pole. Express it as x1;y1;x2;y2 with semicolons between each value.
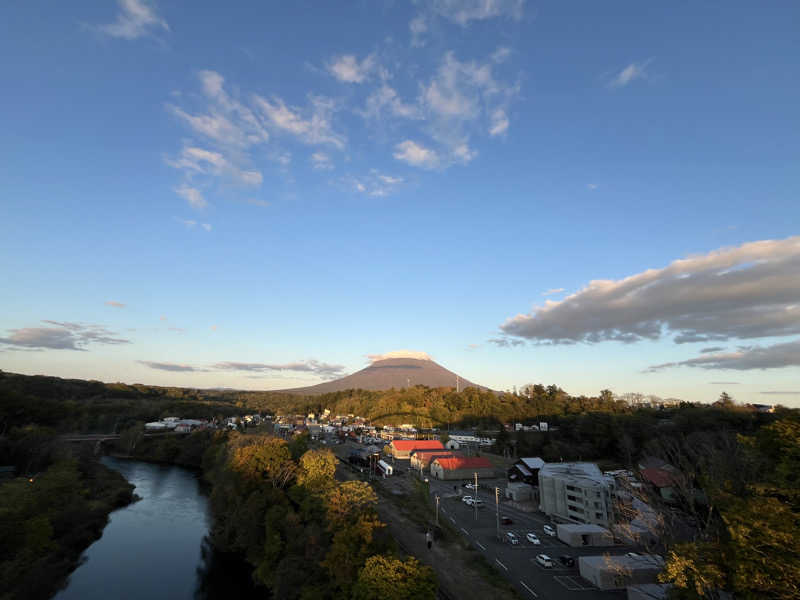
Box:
435;494;440;526
474;472;479;521
495;487;500;541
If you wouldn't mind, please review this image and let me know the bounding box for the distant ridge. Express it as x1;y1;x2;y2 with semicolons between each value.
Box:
278;356;487;395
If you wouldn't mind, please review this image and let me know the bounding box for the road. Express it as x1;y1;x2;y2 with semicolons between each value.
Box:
427;478;629;600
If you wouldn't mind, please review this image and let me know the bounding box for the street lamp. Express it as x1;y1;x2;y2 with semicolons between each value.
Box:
473;472;479;521
435;494;440;526
495;487;500;541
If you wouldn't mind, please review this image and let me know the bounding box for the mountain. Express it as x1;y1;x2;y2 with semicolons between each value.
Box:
280;354;486;395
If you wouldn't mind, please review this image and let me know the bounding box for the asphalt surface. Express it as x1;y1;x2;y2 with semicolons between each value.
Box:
426;477;631;600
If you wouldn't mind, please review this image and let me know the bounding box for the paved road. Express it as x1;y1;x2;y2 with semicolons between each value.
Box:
428;478;629;600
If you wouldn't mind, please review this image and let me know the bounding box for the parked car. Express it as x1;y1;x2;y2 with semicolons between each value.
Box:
501;516;513;525
464;483;478;490
536;554;553;568
543;524;556;536
625;552;641;558
558;556;575;567
506;532;520;545
461;495;473;504
526;533;541;545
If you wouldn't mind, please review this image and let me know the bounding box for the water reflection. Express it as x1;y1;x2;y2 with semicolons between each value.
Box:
54;458;259;600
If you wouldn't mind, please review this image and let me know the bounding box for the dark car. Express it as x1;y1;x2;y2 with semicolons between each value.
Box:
558;556;575;567
501;516;513;525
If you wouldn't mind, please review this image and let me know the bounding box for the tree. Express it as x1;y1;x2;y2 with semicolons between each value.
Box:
297;449;337;493
352;555;436;600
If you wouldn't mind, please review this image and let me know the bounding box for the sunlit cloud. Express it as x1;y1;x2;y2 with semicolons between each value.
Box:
94;0;169;40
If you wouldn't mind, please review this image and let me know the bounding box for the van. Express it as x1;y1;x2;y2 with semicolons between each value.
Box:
543;525;556;536
536;554;553;568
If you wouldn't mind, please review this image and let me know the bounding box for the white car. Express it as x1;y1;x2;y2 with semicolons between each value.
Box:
625;552;641;558
536;554;553;568
461;495;473;504
526;533;541;545
506;532;520;545
543;524;556;536
465;483;478;490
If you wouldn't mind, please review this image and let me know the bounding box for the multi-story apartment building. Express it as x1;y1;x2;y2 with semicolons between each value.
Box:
538;462;615;526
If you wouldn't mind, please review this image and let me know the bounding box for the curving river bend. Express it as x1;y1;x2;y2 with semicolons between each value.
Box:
54;457;258;600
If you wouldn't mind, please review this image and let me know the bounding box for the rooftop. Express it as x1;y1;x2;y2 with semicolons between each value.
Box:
539;462;614;488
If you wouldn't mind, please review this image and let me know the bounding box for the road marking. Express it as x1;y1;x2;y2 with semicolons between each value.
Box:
476;541;486;550
450;516;456;523
495;558;508;571
461;527;469;535
441;507;447;514
519;581;538;597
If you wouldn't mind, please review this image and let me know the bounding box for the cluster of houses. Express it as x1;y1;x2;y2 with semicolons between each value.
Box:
144;413;265;433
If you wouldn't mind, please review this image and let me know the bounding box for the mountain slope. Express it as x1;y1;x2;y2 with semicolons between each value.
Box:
280;357;486;395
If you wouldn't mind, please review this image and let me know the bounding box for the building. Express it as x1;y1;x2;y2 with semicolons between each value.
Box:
505;481;534;502
538;462;615;526
508;457;544;485
556;523;614;547
578;555;664;590
387;439;445;459
430;456;495;480
410;450;456;471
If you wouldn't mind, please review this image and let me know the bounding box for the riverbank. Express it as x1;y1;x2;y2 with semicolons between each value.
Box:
0;454;136;600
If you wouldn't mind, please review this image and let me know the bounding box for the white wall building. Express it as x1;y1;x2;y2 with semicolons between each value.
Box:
539;462;615;526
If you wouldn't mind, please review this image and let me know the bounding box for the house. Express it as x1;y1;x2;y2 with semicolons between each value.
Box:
430;456;495;480
538;462;615;526
640;468;681;502
505;481;534;502
387;439;445;459
410;450;456;471
508;457;544;485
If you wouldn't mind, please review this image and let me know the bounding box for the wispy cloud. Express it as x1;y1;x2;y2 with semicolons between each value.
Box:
489;108;509;136
760;390;800;395
253;94;345;149
586;183;598;190
167;146;263;186
608;60;652;89
501;236;800;345
541;288;565;296
367;350;432;362
327;54;377;83
646;339;800;372
346;170;404;197
178;219;212;231
175;184;207;210
0;321;130;351
488;337;525;348
213;360;346;379
311;152;334;170
105;301;126;308
362;85;422;121
138;360;205;372
700;346;726;354
94;0;169;40
710;381;740;385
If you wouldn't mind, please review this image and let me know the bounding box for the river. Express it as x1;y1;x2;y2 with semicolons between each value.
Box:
54;457;259;600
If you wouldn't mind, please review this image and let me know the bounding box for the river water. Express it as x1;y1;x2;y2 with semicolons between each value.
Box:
54;457;258;600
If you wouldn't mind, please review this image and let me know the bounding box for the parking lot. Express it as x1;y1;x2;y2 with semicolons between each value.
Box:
428;478;631;599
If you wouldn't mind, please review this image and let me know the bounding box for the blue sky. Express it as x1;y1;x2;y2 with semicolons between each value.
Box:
1;1;799;406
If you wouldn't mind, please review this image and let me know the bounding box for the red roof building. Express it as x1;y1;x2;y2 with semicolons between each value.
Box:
410;450;457;470
430;456;496;480
388;439;445;458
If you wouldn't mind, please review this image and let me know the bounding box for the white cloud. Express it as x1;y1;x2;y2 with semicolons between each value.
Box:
105;300;126;308
647;339;800;372
327;54;376;83
501;236;800;345
367;350;432;362
166;145;263;186
95;0;169;40
253;95;345;149
311;152;334;170
491;46;512;63
347;170;404;197
394;140;440;169
489;108;509;136
363;85;422;121
586;183;598;190
608;60;652;88
175;184;207;210
428;0;525;26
